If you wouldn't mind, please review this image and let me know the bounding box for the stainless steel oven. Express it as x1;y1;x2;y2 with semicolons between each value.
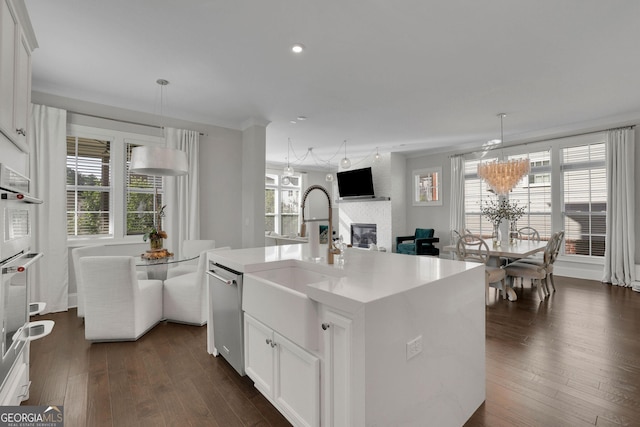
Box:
0;252;42;383
0;164;43;391
0;165;41;264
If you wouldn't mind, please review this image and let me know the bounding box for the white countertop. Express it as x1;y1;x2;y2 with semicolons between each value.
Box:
209;244;482;313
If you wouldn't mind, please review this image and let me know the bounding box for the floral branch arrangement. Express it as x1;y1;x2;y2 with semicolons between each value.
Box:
143;204;167;242
480;199;526;226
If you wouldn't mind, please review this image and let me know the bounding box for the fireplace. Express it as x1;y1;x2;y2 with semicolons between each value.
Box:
351;223;377;248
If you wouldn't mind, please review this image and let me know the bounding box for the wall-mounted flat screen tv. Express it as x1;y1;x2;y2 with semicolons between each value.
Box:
337;167;375;198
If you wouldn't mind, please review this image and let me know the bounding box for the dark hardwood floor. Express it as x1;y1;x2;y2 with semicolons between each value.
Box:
25;277;640;426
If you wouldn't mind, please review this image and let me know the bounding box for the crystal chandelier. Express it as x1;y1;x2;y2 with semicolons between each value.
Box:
477;114;530;195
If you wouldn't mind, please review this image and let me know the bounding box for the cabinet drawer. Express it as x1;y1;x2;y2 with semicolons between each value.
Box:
0;356;29;406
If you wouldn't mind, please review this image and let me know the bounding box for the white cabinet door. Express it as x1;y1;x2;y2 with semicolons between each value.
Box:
245;313;320;427
244;314;274;396
274;332;320;427
13;30;30;146
0;0;17;138
322;310;352;427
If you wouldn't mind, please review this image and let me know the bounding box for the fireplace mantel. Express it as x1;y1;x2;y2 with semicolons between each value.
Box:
335;196;390;204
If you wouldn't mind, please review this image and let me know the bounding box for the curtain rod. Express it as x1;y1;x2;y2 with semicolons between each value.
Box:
450;124;635;158
67;110;206;136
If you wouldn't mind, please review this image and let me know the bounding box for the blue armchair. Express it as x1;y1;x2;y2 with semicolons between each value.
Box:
396;228;440;256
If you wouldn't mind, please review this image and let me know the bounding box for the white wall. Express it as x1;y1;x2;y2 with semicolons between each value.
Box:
241;122;267;249
405;151;451;251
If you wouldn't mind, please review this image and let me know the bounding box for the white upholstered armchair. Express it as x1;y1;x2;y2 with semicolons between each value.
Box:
72;245;148;318
80;256;163;341
162;246;229;325
166;239;216;279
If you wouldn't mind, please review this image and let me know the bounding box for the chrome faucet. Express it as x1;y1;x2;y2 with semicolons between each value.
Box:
300;185;340;264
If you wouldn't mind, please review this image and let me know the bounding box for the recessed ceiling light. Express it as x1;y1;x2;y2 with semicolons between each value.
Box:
296;116;307;121
291;43;305;53
290;120;297;124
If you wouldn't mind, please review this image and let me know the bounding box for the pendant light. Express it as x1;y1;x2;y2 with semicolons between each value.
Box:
283;138;294;177
477;113;530;195
373;147;381;164
340;140;351;169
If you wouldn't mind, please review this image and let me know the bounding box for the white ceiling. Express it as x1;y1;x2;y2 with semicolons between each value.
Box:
25;0;640;169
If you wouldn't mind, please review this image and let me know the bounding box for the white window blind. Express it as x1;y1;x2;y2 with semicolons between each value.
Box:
508;150;552;240
464;157;496;237
125;143;163;235
561;142;606;257
66;136;112;236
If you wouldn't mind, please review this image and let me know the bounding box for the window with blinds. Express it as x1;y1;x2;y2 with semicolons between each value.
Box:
464;157;497;238
508;150;552;240
126;143;163;235
66;136;112;236
464;152;551;239
561;142;606;256
265;172;301;236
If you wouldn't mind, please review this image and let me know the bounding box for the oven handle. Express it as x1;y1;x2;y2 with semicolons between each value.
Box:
207;270;235;286
4;252;43;273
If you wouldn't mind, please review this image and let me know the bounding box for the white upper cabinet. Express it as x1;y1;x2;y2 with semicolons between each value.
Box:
0;0;37;152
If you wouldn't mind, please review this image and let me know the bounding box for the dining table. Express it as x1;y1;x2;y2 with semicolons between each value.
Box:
136;254;199;280
443;238;548;301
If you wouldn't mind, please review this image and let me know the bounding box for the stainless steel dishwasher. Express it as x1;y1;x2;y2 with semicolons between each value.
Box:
207;261;245;376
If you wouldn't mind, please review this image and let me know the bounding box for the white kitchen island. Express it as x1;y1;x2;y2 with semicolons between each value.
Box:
208;244;485;427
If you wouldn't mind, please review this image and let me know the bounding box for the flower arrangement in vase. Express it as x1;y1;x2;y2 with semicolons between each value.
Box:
480;199;525;246
143;205;168;251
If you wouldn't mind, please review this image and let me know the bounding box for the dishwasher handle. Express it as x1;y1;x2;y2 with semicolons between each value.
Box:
207;270;235;285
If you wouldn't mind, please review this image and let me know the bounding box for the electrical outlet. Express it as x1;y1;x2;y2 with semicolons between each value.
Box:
406;335;423;360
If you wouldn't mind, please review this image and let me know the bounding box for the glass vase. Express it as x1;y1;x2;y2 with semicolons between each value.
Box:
492;223;501;247
509;221;518;245
150;237;163;251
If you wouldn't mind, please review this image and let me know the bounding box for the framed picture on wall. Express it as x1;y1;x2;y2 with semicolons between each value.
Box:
412;167;442;206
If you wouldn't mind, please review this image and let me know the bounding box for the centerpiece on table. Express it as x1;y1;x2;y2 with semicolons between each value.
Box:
480;199;525;246
141;204;173;260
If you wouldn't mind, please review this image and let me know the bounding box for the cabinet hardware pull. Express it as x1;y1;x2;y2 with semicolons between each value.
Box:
16;128;26;136
321;323;330;330
270;341;277;348
266;338;272;345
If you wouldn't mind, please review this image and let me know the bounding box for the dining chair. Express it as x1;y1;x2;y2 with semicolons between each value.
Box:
455;234;507;305
511;231;565;293
518;226;540;242
166;239;216;279
162;246;230;325
80;256;163;341
503;232;564;300
72;245;148;318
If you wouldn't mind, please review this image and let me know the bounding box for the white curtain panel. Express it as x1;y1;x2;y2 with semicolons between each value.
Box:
164;127;200;259
28;104;69;313
602;128;635;287
449;156;465;244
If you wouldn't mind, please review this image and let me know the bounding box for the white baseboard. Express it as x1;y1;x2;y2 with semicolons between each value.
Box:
68;292;78;309
549;260;640;284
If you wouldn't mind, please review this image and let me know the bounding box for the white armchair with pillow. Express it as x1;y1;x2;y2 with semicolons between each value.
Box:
80;256;163;341
166;239;216;279
163;246;230;325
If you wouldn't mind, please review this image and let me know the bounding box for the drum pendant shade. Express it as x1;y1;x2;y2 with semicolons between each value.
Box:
130;146;188;176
